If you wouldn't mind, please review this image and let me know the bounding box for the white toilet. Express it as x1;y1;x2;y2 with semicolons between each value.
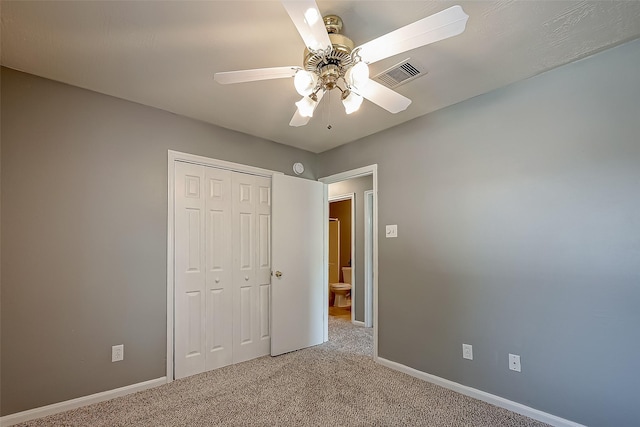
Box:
331;267;352;308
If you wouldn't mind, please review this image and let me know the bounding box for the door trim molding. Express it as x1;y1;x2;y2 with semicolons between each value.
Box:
364;190;374;328
328;193;356;324
319;164;378;360
167;150;282;381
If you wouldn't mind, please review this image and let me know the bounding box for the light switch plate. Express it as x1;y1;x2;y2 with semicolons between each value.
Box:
385;224;398;238
509;353;521;372
462;344;473;360
112;344;124;362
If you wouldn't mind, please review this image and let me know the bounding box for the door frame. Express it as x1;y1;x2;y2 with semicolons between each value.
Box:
328;193;356;324
319;165;378;360
167;150;282;382
364;190;374;328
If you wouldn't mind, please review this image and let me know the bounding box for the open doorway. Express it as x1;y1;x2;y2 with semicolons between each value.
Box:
321;165;378;359
328;195;354;322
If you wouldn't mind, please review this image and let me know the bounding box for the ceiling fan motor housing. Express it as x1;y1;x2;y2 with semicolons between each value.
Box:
303;15;356;91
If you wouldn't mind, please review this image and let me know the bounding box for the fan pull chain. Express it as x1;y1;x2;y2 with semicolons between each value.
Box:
324;90;332;130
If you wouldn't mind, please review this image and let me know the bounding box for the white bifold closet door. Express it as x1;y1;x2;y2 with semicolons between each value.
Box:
231;172;272;363
174;161;271;379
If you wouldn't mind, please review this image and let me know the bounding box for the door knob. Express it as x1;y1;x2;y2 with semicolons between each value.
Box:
215;278;220;283
245;276;249;281
275;271;282;278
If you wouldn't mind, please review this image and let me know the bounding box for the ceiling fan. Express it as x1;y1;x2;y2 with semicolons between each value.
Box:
214;1;469;127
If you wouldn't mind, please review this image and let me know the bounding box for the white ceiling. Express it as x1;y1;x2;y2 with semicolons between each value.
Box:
2;1;640;153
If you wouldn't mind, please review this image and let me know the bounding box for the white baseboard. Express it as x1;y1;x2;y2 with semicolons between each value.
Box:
352;320;366;327
1;361;587;427
0;377;167;427
376;358;586;427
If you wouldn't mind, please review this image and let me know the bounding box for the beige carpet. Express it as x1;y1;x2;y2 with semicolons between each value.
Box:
17;318;550;426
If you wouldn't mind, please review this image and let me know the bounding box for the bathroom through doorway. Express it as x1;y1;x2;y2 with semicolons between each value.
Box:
328;195;354;322
319;165;378;360
321;166;377;358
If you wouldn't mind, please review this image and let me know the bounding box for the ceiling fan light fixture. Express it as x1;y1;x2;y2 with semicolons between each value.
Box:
294;70;318;96
295;95;318;117
345;61;370;89
216;3;469;127
342;90;363;114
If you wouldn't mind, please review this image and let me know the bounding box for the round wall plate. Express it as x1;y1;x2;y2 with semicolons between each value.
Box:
293;162;304;175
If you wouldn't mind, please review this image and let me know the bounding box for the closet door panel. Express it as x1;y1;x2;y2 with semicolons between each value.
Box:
175;162;272;376
204;168;233;370
232;172;257;363
255;176;272;356
175;162;206;379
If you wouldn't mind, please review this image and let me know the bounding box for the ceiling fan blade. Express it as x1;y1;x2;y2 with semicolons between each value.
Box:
214;66;299;84
289;109;312;127
358;80;411;114
281;0;332;51
289;90;325;127
356;5;469;65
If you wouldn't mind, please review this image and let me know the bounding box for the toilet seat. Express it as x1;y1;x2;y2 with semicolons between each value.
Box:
331;266;352;308
330;283;351;308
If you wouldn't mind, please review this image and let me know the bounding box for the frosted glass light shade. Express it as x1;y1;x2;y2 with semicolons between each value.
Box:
295;96;318;117
345;62;369;90
294;70;318;96
342;91;363;114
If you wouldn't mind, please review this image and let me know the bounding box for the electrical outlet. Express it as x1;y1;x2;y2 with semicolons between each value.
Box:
462;344;473;360
509;353;521;372
385;225;398;238
112;344;124;362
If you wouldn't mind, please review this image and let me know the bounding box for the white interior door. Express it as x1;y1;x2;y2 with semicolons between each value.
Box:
231;172;257;363
174;162;207;378
271;174;325;356
175;163;236;379
254;176;273;357
175;162;271;379
204;167;233;370
231;173;272;363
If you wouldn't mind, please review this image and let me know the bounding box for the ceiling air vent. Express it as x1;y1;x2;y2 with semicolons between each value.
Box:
372;59;427;89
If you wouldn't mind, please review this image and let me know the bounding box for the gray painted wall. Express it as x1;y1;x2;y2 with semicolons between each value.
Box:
318;39;640;427
329;176;373;323
3;37;640;425
0;68;317;415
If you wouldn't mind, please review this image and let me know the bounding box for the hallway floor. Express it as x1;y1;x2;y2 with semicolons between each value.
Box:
328;305;351;320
